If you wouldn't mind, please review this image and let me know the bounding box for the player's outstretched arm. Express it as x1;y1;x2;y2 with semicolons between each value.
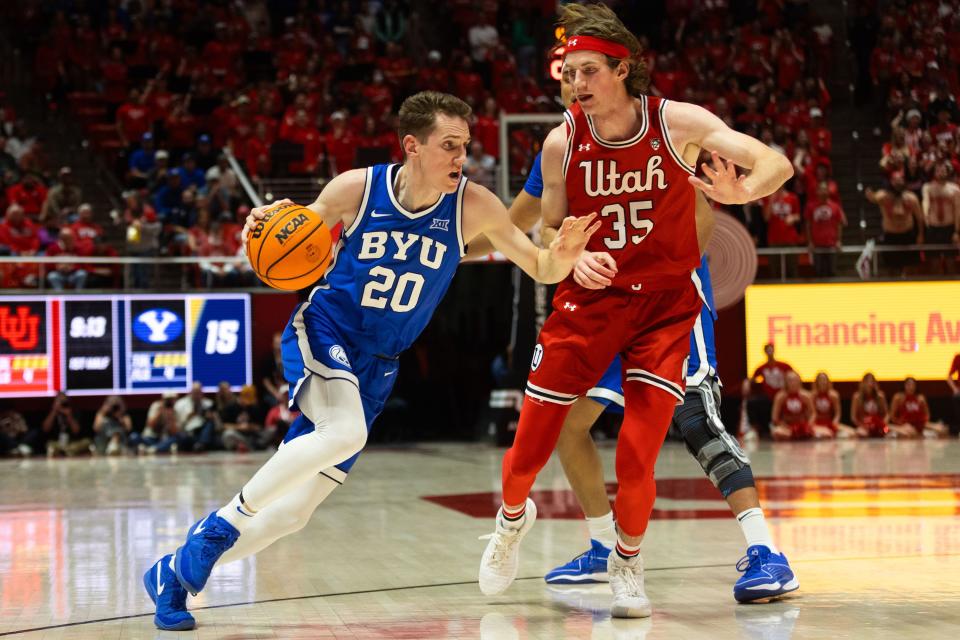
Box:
462;189;543;260
462;182;598;283
241;169;367;251
666;101;794;204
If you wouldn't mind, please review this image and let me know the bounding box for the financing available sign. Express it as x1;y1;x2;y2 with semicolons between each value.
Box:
745;282;960;381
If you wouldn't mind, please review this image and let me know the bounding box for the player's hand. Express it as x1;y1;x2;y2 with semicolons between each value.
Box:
549;213;601;263
243;199;293;254
689;151;751;204
573;251;617;289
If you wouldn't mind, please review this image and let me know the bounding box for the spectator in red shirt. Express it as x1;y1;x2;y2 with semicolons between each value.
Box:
0;203;40;255
244;121;273;179
763;185;804;246
474;97;500;160
930;107;958;146
361;70;394;119
453;55;484;105
417;50;451;93
70;203;103;252
806;107;832;155
803;160;839;202
116;88;152;148
743;342;796;438
44;228;90;290
805;181;847;277
279;109;323;174
6;173;48;220
735;95;767;130
324;112;356;177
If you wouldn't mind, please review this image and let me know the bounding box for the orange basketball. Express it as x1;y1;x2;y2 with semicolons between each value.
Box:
247;202;332;291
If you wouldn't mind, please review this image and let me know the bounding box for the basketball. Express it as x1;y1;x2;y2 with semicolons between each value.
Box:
246;202;332;291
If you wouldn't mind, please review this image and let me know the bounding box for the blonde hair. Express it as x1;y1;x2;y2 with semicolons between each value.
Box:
398;91;472;142
559;3;648;96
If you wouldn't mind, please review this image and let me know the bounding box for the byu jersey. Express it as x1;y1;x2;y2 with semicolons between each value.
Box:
687;257;718;385
309;163;467;357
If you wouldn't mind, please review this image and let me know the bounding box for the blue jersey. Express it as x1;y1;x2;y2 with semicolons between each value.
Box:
687;256;718;385
309;163;467;357
524;153;544;198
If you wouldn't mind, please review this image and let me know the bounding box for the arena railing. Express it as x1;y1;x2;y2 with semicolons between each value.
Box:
0;243;955;291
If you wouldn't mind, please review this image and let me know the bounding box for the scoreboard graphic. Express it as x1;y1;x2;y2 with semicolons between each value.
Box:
0;294;251;397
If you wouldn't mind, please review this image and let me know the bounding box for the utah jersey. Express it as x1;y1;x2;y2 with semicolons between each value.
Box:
309;163;466;357
562;96;700;290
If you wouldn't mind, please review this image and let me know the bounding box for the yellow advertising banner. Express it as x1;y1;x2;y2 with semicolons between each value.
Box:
745;282;960;381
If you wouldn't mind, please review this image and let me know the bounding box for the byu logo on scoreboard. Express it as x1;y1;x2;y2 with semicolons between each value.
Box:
133;309;184;343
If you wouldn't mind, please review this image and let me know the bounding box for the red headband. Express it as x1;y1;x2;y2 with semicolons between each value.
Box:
564;35;631;59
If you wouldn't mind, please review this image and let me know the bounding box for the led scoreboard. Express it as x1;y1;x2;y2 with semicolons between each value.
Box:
0;294;251;397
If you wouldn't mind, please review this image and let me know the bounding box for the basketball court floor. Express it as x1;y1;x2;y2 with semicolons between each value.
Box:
2;439;959;639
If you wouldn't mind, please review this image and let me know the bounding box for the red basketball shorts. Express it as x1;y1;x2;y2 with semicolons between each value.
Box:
525;277;702;405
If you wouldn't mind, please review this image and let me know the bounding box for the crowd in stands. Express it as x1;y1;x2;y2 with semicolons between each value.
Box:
2;1;846;281
742;342;957;441
2;1;955;285
856;0;960;275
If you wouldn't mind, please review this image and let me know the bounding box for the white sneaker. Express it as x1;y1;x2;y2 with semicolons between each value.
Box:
478;498;537;596
608;552;652;618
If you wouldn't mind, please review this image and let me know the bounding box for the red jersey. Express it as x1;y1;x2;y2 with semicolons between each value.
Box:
813;391;834;424
562;97;699;291
780;391;809;425
896;393;927;427
805;198;844;247
752;360;794;399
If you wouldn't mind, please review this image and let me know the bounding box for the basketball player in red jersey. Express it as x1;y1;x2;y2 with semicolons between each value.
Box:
852;373;889;438
771;372;815;441
811;372;855;439
478;4;794;617
888;377;947;438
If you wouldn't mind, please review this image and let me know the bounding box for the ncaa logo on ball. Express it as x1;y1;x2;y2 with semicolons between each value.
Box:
274;212;310;245
531;344;544;371
329;345;351;367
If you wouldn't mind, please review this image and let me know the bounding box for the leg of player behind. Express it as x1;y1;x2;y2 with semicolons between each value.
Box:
478;4;793;618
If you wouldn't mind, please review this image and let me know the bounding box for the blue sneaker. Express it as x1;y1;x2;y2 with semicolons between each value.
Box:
544;539;611;584
174;511;241;595
143;554;196;631
733;545;799;603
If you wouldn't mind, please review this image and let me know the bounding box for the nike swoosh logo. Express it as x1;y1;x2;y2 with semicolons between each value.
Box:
384;370;397;377
156;561;165;596
194;515;208;535
370;212;390;218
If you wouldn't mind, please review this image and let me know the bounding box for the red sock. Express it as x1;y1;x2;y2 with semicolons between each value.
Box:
613;382;678;536
501;397;572;507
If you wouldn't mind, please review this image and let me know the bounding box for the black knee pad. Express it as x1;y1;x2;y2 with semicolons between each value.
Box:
672;378;755;497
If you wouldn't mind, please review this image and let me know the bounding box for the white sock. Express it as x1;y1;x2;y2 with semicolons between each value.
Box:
219;471;341;565
586;512;616;549
217;491;258;530
736;507;778;554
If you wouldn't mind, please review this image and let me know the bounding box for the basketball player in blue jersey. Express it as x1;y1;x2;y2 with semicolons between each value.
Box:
465;78;796;603
142;91;600;631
